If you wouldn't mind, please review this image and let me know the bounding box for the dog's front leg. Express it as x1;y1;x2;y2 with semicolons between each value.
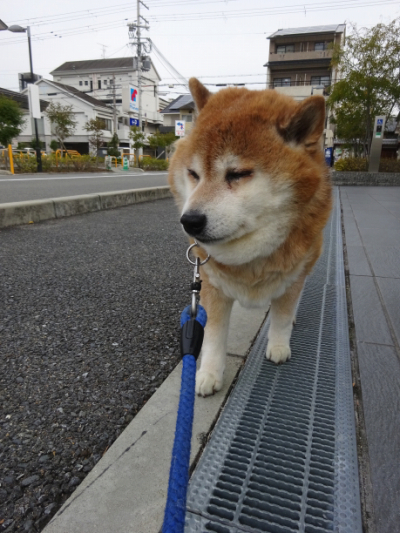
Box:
266;272;306;364
196;279;233;397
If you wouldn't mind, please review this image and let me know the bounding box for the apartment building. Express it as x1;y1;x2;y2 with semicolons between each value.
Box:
264;24;345;148
265;24;345;95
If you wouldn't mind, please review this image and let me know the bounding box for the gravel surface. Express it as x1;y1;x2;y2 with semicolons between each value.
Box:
0;199;191;532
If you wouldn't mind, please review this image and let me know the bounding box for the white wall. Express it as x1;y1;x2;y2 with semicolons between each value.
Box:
15;80;114;152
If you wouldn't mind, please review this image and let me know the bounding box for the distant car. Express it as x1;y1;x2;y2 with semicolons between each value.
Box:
12;149;46;158
23;148;47;157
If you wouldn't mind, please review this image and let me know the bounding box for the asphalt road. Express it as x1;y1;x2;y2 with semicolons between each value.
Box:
0;171;169;204
0;197;191;532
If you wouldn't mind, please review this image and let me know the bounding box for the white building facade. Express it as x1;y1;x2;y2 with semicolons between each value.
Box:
18;79;115;154
50;57;164;153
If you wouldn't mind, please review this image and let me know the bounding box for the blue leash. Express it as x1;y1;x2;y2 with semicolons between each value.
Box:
162;305;207;533
162;242;209;533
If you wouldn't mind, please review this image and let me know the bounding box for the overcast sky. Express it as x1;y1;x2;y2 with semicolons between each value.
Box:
1;0;399;98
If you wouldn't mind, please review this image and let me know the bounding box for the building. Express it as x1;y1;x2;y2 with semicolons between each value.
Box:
15;79;115;154
50;57;164;148
160;94;195;135
264;24;346;148
265;24;346;96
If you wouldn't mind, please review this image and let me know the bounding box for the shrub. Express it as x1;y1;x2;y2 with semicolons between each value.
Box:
334;157;368;171
379;158;400;173
13;156;37;173
15;153;106;173
334;156;400;173
139;157;169;171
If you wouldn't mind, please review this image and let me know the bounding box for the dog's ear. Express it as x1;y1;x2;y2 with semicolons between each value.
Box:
279;96;325;148
189;78;211;111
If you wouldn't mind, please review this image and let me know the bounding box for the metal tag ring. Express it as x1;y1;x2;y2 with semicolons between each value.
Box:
186;241;210;266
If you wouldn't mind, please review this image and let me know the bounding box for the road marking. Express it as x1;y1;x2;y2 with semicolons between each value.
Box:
0;173;168;182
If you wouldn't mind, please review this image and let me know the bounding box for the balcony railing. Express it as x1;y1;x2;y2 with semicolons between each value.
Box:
268;50;333;62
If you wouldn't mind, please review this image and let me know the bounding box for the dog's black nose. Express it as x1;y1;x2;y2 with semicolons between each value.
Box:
180;211;207;236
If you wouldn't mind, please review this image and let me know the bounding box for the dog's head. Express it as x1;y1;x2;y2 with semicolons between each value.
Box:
168;78;328;265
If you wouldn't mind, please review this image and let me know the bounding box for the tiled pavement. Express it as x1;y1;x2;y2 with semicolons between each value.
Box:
341;186;400;533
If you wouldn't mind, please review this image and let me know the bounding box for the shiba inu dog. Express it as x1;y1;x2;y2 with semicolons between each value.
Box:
169;78;332;397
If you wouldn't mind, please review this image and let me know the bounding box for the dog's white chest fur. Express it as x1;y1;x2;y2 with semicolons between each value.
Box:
204;259;306;309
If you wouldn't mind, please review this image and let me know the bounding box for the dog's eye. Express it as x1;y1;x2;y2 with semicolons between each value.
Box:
188;169;200;181
226;169;253;182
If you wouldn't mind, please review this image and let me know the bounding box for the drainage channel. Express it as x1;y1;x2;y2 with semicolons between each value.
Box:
185;189;362;533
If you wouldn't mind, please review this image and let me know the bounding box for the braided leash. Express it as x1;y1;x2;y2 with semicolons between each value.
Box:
162;243;209;533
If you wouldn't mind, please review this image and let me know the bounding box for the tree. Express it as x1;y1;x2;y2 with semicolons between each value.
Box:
107;132;120;157
50;140;59;152
46;102;77;152
328;19;400;156
129;126;146;165
84;118;106;156
147;131;178;158
16;138;45;150
0;95;25;146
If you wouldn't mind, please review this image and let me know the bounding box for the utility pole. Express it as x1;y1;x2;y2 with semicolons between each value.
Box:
137;0;142;140
112;74;117;134
128;0;150;159
27;26;42;172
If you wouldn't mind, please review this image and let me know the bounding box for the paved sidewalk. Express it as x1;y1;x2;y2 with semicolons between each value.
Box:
341;186;400;533
43;304;267;533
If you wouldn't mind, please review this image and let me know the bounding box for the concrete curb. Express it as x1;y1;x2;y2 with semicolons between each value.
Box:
0;186;172;229
332;171;400;186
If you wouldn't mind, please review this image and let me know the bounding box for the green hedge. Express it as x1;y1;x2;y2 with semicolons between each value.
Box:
334;157;368;171
334;157;400;173
139;157;169;171
13;154;106;173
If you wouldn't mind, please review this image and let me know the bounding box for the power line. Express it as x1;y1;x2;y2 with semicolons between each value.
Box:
147;0;399;22
2;0;397;46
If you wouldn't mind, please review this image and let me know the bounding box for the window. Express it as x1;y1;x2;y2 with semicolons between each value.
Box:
314;42;332;51
85;81;88;86
97;118;112;131
310;75;330;86
79;81;83;86
181;114;192;122
98;80;101;89
276;44;294;53
273;78;291;87
104;79;108;85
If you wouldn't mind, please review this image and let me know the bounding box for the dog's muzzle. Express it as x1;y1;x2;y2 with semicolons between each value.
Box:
180;211;207;238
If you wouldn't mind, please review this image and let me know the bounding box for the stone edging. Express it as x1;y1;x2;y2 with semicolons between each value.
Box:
0;186;172;229
331;171;400;186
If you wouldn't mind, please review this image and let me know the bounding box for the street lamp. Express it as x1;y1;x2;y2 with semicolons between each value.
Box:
0;20;42;171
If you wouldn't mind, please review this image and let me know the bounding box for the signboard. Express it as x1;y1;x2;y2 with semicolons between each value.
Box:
175;120;185;137
28;84;41;119
130;118;140;127
122;85;139;113
375;118;383;138
129;86;139;113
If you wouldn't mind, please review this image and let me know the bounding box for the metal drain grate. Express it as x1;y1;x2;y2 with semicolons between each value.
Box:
185;189;362;533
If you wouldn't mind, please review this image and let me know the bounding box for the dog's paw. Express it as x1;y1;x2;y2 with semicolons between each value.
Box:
195;370;223;397
266;343;291;364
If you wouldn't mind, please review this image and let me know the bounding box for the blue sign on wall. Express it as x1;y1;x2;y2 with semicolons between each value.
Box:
130;118;140;127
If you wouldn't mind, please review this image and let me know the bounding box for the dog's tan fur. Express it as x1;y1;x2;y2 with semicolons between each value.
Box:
169;78;332;396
